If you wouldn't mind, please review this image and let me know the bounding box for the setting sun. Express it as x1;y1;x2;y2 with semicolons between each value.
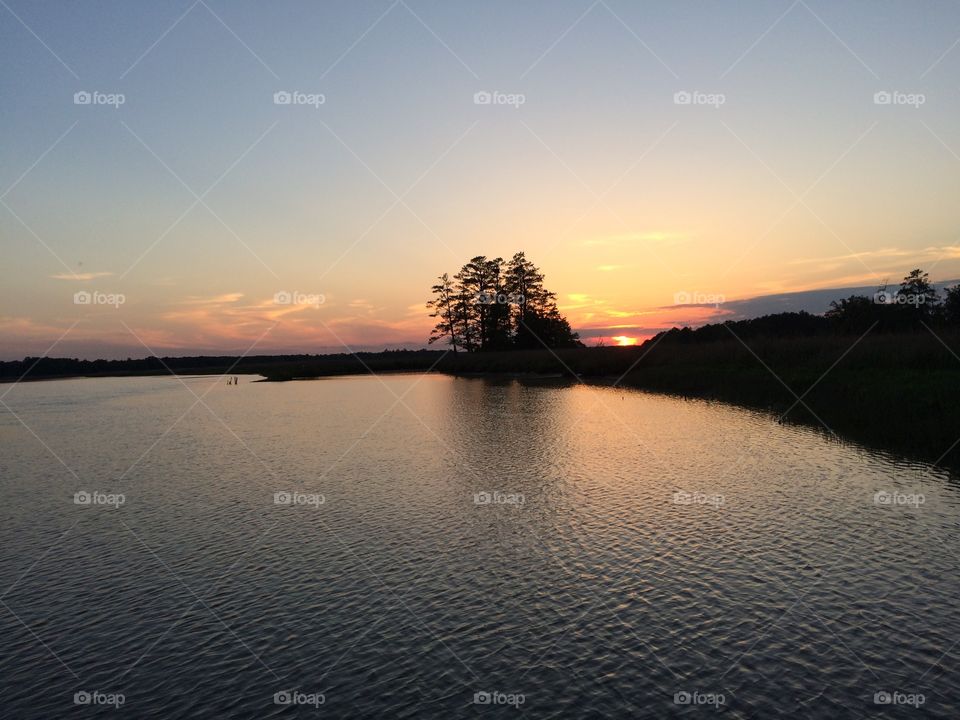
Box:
612;336;638;347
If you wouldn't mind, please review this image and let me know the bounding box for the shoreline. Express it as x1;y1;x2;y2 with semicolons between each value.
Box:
4;336;960;471
6;365;941;471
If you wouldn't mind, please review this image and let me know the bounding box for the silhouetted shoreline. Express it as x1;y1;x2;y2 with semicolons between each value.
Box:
4;327;960;470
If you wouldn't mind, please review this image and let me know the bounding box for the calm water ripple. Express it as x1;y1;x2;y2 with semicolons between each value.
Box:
0;374;958;718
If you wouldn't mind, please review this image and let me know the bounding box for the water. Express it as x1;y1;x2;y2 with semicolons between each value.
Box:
0;374;958;718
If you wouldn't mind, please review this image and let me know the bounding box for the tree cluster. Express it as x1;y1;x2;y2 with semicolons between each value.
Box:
825;269;960;332
427;252;581;352
655;311;830;344
649;268;960;347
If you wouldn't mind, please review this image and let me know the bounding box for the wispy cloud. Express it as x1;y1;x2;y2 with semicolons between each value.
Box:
787;247;914;267
347;299;379;314
787;246;960;275
583;231;689;247
49;271;113;281
180;292;245;305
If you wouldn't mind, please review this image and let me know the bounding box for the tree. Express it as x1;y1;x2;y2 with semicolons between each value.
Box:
824;270;941;332
505;251;545;349
426;273;460;352
503;252;581;348
944;284;960;325
482;257;512;350
455;283;480;352
523;301;581;348
427;251;580;351
825;295;878;332
454;257;494;350
897;268;939;314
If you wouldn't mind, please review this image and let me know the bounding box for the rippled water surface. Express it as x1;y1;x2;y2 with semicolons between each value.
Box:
1;374;959;718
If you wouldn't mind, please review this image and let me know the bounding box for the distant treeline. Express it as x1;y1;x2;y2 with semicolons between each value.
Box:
649;268;960;346
822;269;960;332
0;350;444;382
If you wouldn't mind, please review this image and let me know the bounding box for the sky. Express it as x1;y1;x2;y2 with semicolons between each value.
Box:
2;0;960;359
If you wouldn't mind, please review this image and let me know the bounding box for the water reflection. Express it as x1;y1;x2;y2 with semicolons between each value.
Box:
0;375;957;719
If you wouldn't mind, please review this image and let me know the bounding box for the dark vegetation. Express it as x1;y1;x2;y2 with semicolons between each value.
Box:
0;351;444;383
426;252;581;351
4;269;960;467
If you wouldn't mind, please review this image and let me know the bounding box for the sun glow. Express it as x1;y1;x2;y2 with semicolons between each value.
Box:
611;336;638;347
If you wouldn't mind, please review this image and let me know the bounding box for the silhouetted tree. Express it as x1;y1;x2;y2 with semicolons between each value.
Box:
505;251;580;348
823;269;944;332
455;256;495;351
455;283;480;352
944;285;960;325
825;295;878;332
427;252;580;351
897;268;939;315
426;273;460;352
482;257;513;350
504;252;542;348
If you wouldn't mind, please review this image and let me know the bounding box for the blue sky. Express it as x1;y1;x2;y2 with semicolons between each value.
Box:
3;1;960;357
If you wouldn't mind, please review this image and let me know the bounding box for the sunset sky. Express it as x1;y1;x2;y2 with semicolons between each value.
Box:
3;0;960;359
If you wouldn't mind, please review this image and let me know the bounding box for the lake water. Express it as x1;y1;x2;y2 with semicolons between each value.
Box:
0;374;957;718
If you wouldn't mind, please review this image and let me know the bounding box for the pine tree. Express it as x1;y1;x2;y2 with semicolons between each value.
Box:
428;251;581;351
426;273;460;352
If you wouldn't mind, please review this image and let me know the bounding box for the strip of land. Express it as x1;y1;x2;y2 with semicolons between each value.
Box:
261;335;959;469
3;326;959;469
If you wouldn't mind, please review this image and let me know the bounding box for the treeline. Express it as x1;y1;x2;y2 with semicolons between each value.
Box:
822;269;960;332
653;311;830;344
0;355;240;379
0;351;439;381
653;268;960;345
427;252;581;352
